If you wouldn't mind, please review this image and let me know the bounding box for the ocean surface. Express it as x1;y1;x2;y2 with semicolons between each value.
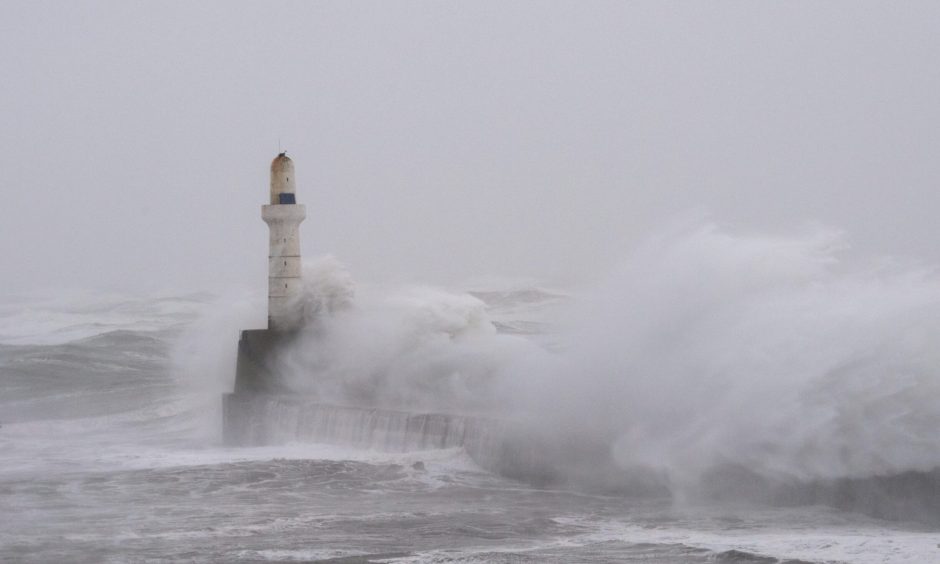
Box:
1;287;938;564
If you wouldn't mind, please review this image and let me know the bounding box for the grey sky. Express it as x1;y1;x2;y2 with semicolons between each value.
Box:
2;1;939;294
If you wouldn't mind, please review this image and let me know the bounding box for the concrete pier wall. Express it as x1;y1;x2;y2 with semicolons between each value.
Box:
222;393;559;484
226;326;666;490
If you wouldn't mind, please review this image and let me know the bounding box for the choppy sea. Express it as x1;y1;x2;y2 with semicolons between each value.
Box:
0;289;937;563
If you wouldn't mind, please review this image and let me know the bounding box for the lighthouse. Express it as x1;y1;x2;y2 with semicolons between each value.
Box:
262;153;306;331
223;155;513;471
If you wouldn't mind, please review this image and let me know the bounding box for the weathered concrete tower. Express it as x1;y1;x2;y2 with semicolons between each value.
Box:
262;153;306;331
226;153;307;397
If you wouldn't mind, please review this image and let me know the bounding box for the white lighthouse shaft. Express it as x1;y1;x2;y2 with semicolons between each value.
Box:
261;153;306;331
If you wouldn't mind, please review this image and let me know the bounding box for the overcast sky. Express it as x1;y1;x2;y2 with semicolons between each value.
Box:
2;1;939;295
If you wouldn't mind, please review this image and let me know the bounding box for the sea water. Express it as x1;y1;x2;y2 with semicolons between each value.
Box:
2;225;939;563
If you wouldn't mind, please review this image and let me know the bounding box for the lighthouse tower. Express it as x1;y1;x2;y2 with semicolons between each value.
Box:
262;153;306;331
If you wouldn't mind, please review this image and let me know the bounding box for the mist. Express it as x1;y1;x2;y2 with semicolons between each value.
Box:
228;216;937;498
4;3;940;561
3;1;940;296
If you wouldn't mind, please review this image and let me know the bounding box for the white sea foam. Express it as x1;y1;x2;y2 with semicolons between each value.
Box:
263;221;940;487
380;514;939;564
2;236;938;564
551;514;940;564
241;548;368;561
98;443;480;473
273;258;545;413
498;220;940;485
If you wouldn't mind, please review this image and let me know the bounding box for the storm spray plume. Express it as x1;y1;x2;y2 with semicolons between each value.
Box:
265;219;940;504
505;220;940;492
274;256;543;413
